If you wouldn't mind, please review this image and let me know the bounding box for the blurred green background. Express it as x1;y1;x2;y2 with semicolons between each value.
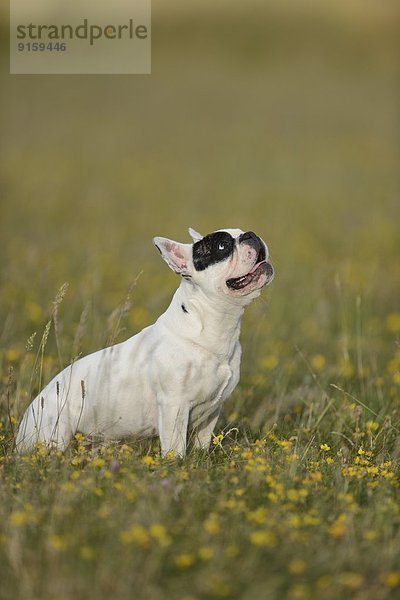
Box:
0;0;399;411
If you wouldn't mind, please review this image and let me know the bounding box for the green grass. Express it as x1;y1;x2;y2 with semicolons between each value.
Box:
1;1;399;598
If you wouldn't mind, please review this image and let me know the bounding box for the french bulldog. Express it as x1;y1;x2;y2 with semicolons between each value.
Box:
16;228;274;456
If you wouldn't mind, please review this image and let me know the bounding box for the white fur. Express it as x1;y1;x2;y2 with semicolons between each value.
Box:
16;228;273;456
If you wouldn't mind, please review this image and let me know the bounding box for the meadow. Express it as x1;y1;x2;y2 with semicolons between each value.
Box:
0;1;399;598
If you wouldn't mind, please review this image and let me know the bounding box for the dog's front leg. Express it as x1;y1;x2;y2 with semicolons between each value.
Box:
157;400;189;458
192;408;221;450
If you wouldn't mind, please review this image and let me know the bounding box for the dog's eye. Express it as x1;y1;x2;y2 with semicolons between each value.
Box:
218;243;225;251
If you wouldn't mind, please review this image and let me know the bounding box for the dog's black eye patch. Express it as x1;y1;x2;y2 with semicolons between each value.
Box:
192;232;234;272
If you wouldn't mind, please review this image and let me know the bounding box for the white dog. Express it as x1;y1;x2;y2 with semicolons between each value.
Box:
16;228;274;456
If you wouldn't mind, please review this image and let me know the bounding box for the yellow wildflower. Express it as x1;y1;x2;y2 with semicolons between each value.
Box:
363;530;378;541
119;525;150;548
366;420;379;432
247;507;268;525
249;530;276;547
311;354;326;371
386;313;400;333
5;348;21;362
286;515;301;528
381;572;400;588
149;524;171;547
10;511;31;527
165;450;177;460
328;514;347;540
277;439;292;450
49;535;67;551
212;433;224;446
289;559;306;575
178;469;189;481
61;482;76;493
260;355;279;370
10;504;36;527
198;546;214;561
287;488;308;502
174;553;195;569
204;514;220;535
141;455;156;466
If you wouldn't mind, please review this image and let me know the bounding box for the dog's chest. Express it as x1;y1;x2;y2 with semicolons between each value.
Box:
193;361;231;403
187;353;239;427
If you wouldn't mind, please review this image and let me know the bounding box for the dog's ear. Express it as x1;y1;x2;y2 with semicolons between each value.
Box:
153;237;192;276
188;227;203;243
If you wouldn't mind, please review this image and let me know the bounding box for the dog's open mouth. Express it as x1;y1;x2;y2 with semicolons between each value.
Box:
226;247;274;291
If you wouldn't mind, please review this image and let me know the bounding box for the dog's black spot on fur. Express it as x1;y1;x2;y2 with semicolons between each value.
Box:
181;303;188;314
192;232;234;272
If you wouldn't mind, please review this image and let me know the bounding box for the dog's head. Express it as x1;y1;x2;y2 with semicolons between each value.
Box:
153;228;274;303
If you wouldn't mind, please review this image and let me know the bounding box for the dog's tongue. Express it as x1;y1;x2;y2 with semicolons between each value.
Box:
249;260;265;274
227;261;266;290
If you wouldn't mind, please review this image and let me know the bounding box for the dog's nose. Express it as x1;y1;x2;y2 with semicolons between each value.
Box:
239;231;257;244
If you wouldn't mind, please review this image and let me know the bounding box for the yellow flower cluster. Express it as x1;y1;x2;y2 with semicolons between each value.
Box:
120;523;171;548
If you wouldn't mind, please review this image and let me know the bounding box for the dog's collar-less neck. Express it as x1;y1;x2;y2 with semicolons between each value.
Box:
159;279;244;359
